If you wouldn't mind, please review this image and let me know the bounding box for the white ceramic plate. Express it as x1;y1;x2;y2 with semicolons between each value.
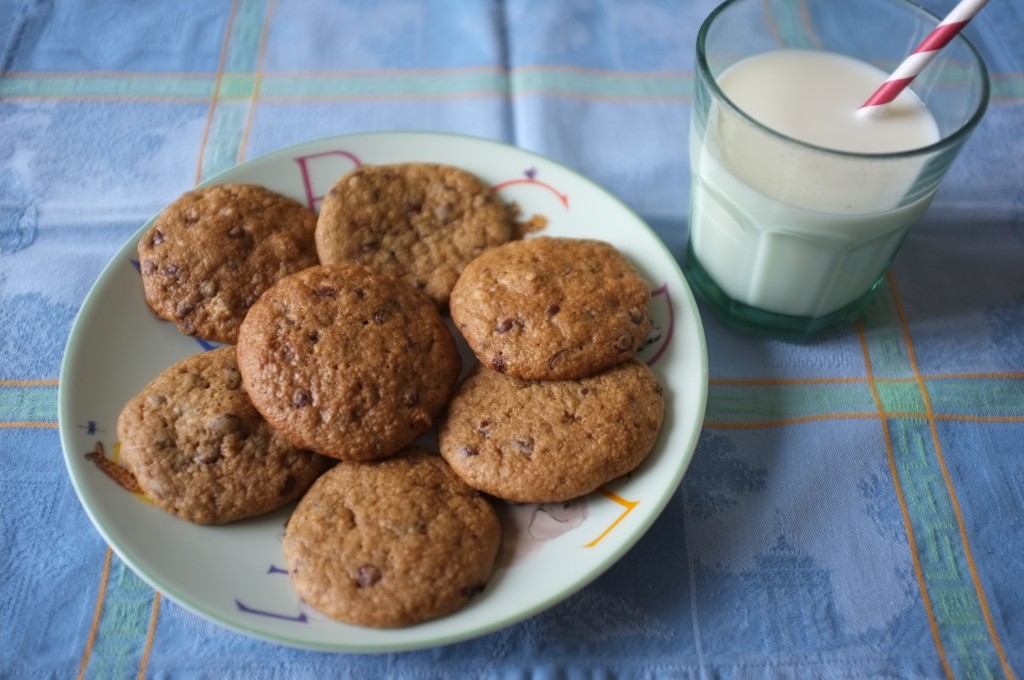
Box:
58;131;708;652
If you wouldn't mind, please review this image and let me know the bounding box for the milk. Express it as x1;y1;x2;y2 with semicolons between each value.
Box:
688;49;941;318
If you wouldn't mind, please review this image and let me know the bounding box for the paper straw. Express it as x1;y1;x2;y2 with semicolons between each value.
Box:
860;0;989;110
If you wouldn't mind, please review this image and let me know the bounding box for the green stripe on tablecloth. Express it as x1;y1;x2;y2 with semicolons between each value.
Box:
0;74;213;99
4;71;1023;101
510;70;690;99
886;417;1002;680
84;558;156;680
862;278;1010;678
0;384;57;422
224;0;269;73
705;382;876;424
927;377;1024;418
198;0;271;181
200;101;251;180
261;70;509;98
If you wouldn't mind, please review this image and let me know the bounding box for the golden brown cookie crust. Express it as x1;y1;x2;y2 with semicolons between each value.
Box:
235;264;461;462
449;236;652;380
315;163;512;309
283;449;501;628
438;358;665;503
116;347;330;524
137;183;319;344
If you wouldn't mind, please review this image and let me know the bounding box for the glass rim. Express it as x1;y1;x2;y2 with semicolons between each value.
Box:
695;0;991;160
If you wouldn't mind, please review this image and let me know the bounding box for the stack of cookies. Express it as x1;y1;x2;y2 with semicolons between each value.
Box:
116;162;664;629
441;236;667;503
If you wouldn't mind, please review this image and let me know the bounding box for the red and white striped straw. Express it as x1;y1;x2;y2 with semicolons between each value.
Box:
860;0;989;110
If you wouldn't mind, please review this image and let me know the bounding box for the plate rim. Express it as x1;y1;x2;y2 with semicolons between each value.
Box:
57;130;709;653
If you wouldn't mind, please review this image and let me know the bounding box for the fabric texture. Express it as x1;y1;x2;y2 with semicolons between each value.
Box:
1;1;1022;678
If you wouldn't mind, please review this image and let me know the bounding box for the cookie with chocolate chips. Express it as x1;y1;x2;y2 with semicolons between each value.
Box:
137;183;319;344
438;358;665;503
235;264;461;462
449;236;653;380
283;448;501;628
315;163;512;309
116;347;330;525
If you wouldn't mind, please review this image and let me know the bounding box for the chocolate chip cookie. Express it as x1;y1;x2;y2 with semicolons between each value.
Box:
116;347;331;524
138;183;319;344
315;163;512;309
283;448;501;628
438;358;665;503
235;264;461;461
449;237;652;380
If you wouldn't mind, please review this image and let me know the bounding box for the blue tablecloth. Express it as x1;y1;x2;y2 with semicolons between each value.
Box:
2;1;1022;678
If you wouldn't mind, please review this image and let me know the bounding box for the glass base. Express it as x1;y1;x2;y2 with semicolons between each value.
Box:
681;241;879;342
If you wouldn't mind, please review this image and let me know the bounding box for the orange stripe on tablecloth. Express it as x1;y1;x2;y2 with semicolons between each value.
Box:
889;274;1018;680
0;421;58;429
193;0;240;185
77;548;113;680
710;372;1024;386
136;593;161;680
857;319;954;680
235;0;274;164
703;413;880;429
0;378;59;386
933;414;1024;423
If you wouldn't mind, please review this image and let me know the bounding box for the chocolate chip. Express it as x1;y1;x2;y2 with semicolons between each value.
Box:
292;389;311;407
282;344;296;361
629;308;646;324
278;474;297;497
175;301;194;319
477;420;490;437
512;437;534;456
547;304;560;316
491;356;506;373
460;445;478;457
152;230;165;246
352;288;365;300
373;309;388;324
142;260;156;274
580;387;590;396
193;445;222;465
314;286;337;298
405;200;422;213
460;582;486;599
208;414;244;435
163;264;180;277
243;295;256;309
496;319;514;334
307;330;319;344
403;392;419;407
359;240;378;252
547;350;566;369
355;565;382;588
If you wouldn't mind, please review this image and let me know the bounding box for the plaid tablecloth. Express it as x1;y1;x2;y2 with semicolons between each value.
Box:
2;1;1022;678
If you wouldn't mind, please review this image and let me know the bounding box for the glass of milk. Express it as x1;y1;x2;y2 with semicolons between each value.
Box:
683;0;989;340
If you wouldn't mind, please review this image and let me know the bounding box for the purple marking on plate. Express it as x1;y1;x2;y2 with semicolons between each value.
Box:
294;149;362;212
267;564;289;575
130;259;141;272
235;599;308;623
645;283;674;367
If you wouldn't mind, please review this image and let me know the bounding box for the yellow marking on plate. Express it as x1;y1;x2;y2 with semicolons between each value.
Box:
584;488;639;548
86;441;151;503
